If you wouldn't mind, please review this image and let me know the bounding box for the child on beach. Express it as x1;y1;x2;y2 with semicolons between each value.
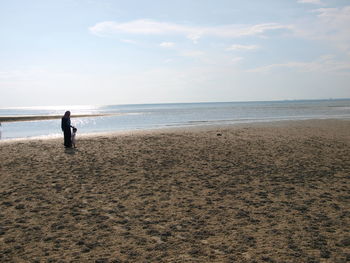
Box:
71;127;77;148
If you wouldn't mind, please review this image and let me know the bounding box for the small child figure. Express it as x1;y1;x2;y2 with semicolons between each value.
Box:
72;127;77;148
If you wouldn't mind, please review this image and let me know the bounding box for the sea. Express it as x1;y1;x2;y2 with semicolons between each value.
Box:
0;99;349;140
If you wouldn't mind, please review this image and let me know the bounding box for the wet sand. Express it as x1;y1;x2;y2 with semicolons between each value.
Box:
0;120;349;262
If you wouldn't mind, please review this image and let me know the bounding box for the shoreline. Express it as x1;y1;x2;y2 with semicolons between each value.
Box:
1;118;349;144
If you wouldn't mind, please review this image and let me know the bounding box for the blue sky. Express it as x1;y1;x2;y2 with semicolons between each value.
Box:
0;0;349;107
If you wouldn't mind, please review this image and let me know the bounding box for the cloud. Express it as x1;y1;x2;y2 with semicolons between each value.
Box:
180;50;205;57
89;19;292;42
0;69;46;80
314;6;350;27
297;0;322;4
160;42;175;48
226;44;260;51
247;55;350;74
294;6;350;53
231;57;244;64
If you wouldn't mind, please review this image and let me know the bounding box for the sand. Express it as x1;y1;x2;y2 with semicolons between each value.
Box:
0;119;349;262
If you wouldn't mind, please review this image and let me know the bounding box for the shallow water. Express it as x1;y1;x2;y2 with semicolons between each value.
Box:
0;99;349;140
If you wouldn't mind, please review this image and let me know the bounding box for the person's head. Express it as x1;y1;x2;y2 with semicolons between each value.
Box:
63;111;71;118
73;127;77;133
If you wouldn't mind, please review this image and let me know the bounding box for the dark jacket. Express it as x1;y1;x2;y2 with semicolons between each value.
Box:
61;117;71;131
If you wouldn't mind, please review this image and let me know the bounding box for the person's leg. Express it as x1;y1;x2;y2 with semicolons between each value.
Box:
64;129;72;147
63;130;68;146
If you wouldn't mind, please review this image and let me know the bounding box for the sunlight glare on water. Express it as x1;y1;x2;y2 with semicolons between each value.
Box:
1;100;349;140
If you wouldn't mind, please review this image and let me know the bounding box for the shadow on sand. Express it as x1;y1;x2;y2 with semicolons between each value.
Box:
64;147;77;155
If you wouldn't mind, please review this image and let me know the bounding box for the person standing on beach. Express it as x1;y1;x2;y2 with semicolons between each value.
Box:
61;111;74;148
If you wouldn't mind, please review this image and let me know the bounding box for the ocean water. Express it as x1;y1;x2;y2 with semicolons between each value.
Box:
0;99;349;140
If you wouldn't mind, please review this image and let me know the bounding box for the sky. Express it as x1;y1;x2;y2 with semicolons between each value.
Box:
0;0;350;107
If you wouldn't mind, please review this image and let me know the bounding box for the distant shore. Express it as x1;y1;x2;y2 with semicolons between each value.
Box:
0;113;115;123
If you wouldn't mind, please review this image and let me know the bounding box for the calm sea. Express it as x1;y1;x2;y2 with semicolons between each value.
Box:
0;99;349;140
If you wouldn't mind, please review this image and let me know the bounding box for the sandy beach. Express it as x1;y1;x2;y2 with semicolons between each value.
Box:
0;119;349;262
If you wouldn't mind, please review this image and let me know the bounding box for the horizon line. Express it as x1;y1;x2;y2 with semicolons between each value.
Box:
1;97;349;109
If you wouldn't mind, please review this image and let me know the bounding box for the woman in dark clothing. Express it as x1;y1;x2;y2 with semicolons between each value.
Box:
61;111;73;148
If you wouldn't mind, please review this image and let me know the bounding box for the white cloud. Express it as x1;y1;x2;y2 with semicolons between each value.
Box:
164;59;174;63
319;6;350;51
160;42;175;48
0;69;46;80
180;50;205;57
89;19;291;42
226;44;260;51
247;55;350;74
297;0;322;4
231;57;244;64
314;6;350;27
294;6;350;53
